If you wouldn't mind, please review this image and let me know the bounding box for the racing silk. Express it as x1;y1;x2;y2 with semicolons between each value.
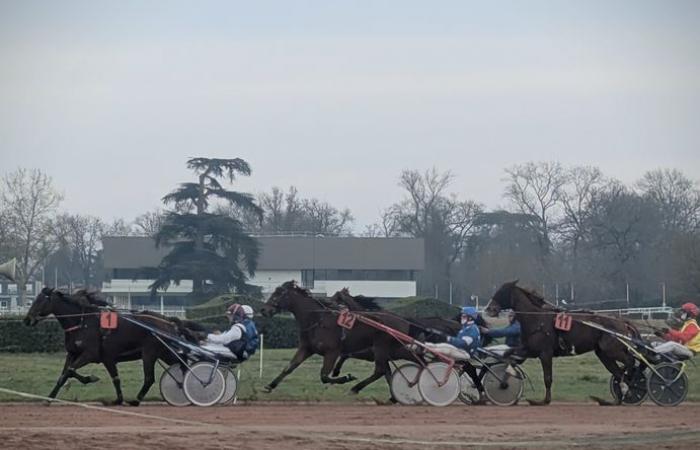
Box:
447;322;481;355
242;318;259;356
487;320;521;347
206;323;246;346
665;319;700;353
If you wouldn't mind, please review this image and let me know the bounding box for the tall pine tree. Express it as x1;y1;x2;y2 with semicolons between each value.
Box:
150;157;262;296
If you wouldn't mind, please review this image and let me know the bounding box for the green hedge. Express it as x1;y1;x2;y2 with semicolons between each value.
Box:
0;296;459;353
0;318;65;353
383;297;461;319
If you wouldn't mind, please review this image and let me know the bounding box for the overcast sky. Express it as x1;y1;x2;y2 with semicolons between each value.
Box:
1;0;699;230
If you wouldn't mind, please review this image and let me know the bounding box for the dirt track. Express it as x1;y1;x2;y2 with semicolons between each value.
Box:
1;403;698;449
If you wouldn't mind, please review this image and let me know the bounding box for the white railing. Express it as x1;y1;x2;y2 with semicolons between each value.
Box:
0;305;187;318
594;306;673;318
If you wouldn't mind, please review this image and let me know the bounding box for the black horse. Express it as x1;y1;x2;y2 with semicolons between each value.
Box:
24;288;191;405
485;280;638;405
330;302;493;377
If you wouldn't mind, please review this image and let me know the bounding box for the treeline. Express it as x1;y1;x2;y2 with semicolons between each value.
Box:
1;162;699;307
365;164;699;307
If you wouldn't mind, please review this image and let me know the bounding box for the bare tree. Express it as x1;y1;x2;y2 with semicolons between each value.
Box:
0;168;63;304
637;168;700;233
103;218;134;236
503;161;566;265
386;168;482;297
364;207;402;237
559;166;607;277
300;198;354;235
394;168;453;236
237;186;354;235
54;214;105;288
133;209;165;237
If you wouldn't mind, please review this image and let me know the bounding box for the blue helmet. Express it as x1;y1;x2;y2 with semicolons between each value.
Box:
461;306;478;319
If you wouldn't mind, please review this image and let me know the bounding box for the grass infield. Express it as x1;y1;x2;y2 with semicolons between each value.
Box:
1;349;697;403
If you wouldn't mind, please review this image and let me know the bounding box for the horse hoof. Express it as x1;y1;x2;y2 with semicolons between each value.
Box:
42;400;52;407
589;396;615;406
348;389;359;396
263;385;274;393
526;399;547;406
345;374;357;382
128;400;140;407
88;376;100;384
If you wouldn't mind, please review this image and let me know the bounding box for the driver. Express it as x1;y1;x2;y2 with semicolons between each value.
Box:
422;306;481;360
201;303;252;359
653;302;699;359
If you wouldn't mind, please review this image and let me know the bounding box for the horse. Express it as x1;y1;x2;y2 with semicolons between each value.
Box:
329;288;499;396
24;287;191;406
259;282;370;392
260;282;426;396
330;296;493;376
484;280;638;405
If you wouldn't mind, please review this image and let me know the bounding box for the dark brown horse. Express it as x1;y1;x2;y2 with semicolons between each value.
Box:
485;280;638;405
259;282;370;392
260;282;423;395
24;287;189;405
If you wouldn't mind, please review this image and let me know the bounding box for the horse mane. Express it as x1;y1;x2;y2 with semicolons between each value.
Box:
281;280;313;298
351;295;381;311
330;288;381;311
51;289;101;311
517;286;560;311
72;289;111;308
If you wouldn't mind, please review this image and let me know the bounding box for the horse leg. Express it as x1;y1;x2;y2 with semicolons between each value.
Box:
331;355;349;378
463;363;486;404
102;360;124;406
320;351;356;384
528;351;553;406
47;352;98;402
591;338;635;406
350;344;392;395
350;358;390;395
129;347;158;406
46;353;74;401
264;346;312;393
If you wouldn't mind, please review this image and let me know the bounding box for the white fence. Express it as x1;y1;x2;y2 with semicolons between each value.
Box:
593;306;673;319
0;304;186;318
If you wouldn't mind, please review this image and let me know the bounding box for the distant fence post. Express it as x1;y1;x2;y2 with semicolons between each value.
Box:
259;333;264;379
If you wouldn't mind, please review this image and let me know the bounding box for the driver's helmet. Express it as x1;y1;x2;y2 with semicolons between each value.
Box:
460;306;478;320
680;302;699;319
226;303;246;322
241;305;254;320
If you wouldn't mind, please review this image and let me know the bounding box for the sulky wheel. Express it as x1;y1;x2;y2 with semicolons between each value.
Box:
159;364;191;407
219;368;239;405
183;361;226;407
390;363;424;405
417;362;460;407
646;363;689;407
482;363;524;407
458;371;482;405
609;371;647;406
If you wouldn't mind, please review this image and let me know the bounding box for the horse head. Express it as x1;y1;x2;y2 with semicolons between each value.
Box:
329;288;380;311
24;287;58;326
485;280;519;317
261;280;309;317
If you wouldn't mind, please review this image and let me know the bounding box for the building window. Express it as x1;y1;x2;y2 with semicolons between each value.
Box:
308;269;413;281
113;268;160;279
301;269;315;289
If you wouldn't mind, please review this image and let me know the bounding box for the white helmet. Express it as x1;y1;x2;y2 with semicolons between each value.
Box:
241;305;254;319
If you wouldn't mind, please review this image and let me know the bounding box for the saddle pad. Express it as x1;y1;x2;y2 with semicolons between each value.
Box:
554;313;572;331
100;311;118;330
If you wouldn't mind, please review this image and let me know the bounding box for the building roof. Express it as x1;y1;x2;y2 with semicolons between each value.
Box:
102;235;425;271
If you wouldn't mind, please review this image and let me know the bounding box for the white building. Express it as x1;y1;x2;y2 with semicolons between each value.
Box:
101;235;424;308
